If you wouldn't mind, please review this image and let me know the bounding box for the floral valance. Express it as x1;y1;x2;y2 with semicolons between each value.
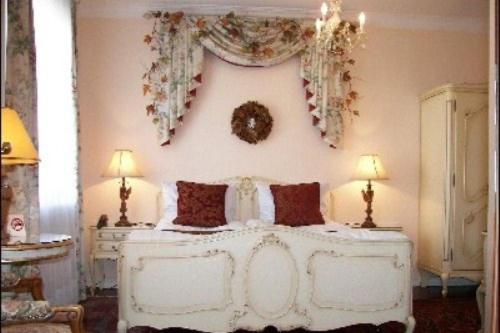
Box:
189;13;315;67
143;11;359;148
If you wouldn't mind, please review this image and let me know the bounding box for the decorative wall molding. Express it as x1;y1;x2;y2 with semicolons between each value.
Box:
77;2;488;33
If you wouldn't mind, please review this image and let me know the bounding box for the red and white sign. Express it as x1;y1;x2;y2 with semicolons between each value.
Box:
7;214;26;238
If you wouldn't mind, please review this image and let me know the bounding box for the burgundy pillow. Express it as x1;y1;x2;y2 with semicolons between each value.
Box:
270;182;325;227
173;181;228;228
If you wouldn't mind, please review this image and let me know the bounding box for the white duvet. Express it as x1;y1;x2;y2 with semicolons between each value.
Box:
129;220;408;242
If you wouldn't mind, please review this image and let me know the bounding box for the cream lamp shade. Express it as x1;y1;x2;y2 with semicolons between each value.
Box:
103;149;142;178
1;107;39;165
353;154;388;180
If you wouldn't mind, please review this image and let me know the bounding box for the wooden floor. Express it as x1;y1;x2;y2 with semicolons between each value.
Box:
413;285;478;299
81;286;481;333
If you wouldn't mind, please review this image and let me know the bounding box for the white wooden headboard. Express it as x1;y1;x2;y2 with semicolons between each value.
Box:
156;176;333;223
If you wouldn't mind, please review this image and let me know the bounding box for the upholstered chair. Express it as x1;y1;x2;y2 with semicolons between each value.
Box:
1;274;85;333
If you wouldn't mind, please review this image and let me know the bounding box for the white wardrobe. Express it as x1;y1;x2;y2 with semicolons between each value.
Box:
419;84;488;296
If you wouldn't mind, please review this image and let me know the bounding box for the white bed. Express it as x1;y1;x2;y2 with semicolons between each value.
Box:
117;177;414;332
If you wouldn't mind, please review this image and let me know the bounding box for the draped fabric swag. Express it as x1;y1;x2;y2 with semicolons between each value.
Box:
144;11;359;148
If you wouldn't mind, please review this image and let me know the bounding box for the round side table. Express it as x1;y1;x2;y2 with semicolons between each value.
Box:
1;233;73;264
1;233;73;298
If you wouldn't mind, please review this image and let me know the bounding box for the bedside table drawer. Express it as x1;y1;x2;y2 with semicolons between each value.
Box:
95;241;121;253
95;231;130;241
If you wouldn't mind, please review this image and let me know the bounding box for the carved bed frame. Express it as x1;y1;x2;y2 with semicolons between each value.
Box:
117;177;415;332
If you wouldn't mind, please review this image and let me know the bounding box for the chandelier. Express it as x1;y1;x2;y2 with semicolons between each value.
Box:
315;0;366;54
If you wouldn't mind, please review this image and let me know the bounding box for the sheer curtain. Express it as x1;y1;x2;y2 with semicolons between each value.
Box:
33;0;83;304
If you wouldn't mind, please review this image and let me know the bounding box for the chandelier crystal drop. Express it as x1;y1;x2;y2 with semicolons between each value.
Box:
315;0;366;54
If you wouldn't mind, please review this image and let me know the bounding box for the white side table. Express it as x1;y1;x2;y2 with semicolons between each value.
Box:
1;233;73;264
1;233;73;299
89;225;153;295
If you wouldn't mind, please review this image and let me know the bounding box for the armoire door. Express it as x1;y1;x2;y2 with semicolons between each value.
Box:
419;91;449;272
451;91;488;271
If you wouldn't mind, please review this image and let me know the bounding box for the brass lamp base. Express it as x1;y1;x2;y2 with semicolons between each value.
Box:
1;164;13;244
361;218;377;228
115;216;133;227
360;179;377;228
1;183;13;243
115;177;133;227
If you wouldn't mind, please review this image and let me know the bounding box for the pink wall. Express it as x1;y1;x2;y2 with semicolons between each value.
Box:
77;17;488;280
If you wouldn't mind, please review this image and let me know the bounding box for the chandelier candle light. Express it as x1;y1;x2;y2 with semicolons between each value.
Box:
103;149;143;227
315;0;366;52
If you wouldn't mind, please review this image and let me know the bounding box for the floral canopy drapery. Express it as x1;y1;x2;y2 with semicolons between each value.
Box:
144;11;359;148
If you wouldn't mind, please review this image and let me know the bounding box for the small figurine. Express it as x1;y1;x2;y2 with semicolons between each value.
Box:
97;214;108;229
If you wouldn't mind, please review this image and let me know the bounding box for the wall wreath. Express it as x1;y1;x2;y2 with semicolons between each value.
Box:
231;101;273;144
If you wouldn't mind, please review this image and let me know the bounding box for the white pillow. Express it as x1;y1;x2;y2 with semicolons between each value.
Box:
159;181;238;224
256;183;275;222
255;182;331;223
162;182;178;223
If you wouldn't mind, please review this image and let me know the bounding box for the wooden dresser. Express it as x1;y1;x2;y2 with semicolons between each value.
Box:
418;83;488;296
89;225;153;295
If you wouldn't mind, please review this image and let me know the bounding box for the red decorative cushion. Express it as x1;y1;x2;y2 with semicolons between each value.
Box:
173;181;228;228
270;182;325;227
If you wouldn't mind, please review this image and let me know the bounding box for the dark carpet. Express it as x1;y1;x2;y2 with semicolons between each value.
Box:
81;287;480;333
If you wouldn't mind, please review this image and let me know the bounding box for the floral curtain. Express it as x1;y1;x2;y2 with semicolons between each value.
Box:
300;23;358;149
72;0;86;302
5;0;40;239
189;13;315;67
143;11;203;145
301;21;359;148
144;12;359;148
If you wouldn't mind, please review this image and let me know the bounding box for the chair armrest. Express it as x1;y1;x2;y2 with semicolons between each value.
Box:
51;305;85;333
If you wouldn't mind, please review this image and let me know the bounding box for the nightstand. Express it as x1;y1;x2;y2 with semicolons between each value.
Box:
89;225;153;295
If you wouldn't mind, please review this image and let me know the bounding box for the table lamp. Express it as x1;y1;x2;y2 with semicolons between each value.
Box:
1;107;39;243
103;149;142;227
353;154;388;228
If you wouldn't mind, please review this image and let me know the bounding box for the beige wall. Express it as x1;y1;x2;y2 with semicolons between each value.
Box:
77;17;488;282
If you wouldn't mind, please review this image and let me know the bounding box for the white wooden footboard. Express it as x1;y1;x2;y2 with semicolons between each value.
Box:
118;226;413;332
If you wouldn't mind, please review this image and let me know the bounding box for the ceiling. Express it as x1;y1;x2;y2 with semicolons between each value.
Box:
80;0;488;18
78;0;489;31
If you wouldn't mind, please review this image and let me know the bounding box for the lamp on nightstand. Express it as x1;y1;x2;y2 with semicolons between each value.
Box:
103;149;142;227
1;107;40;243
353;154;388;228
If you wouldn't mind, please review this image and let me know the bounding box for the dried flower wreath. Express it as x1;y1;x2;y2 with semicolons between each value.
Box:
231;101;273;144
